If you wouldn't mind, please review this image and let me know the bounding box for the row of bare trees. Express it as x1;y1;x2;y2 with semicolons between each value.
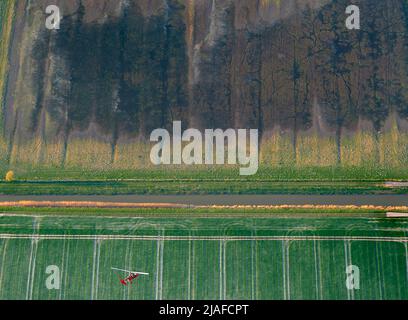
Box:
28;0;408;166
193;0;408;164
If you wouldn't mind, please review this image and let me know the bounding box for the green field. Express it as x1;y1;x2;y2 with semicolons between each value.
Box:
1;179;405;195
4;165;408;181
0;166;407;195
0;210;407;300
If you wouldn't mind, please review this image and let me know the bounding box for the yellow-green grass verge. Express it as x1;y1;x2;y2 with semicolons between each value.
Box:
0;204;407;217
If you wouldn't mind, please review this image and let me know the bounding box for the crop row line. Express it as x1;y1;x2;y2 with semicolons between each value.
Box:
0;234;407;243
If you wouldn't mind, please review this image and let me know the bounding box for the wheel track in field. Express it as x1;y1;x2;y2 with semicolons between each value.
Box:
1;234;407;242
0;239;9;294
405;242;408;283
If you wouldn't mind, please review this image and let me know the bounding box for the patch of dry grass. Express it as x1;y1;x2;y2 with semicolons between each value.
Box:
0;201;189;208
0;201;406;213
202;204;408;212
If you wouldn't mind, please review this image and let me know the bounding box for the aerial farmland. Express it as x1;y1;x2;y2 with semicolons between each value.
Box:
0;0;407;303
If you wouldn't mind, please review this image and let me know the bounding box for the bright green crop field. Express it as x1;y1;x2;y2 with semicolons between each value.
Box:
0;210;407;300
0;166;407;195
